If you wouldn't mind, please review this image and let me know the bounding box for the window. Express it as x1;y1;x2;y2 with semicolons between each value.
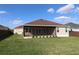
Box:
65;27;67;32
29;27;31;32
57;27;59;32
24;27;28;32
71;29;72;32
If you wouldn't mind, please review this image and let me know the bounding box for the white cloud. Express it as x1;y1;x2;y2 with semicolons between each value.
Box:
54;16;79;24
0;11;7;14
47;8;54;13
9;18;26;29
54;16;72;20
54;16;73;24
57;4;75;14
10;18;24;25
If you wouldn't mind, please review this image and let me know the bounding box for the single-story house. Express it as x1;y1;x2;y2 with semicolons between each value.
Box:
65;22;79;36
14;19;70;39
0;25;9;30
14;25;23;35
65;22;79;32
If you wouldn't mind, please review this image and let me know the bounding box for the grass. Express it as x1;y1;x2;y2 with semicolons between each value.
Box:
0;34;79;55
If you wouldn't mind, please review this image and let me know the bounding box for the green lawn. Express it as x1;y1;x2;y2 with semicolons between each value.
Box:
0;34;79;55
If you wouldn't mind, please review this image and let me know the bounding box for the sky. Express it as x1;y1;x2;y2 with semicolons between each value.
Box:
0;4;79;29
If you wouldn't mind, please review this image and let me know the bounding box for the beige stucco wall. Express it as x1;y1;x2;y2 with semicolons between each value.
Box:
56;27;70;37
14;28;23;35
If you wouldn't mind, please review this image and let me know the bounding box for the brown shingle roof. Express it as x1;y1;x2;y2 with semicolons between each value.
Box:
25;19;62;26
15;19;64;29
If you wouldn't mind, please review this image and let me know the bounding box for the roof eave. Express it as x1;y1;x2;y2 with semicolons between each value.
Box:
24;24;64;27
